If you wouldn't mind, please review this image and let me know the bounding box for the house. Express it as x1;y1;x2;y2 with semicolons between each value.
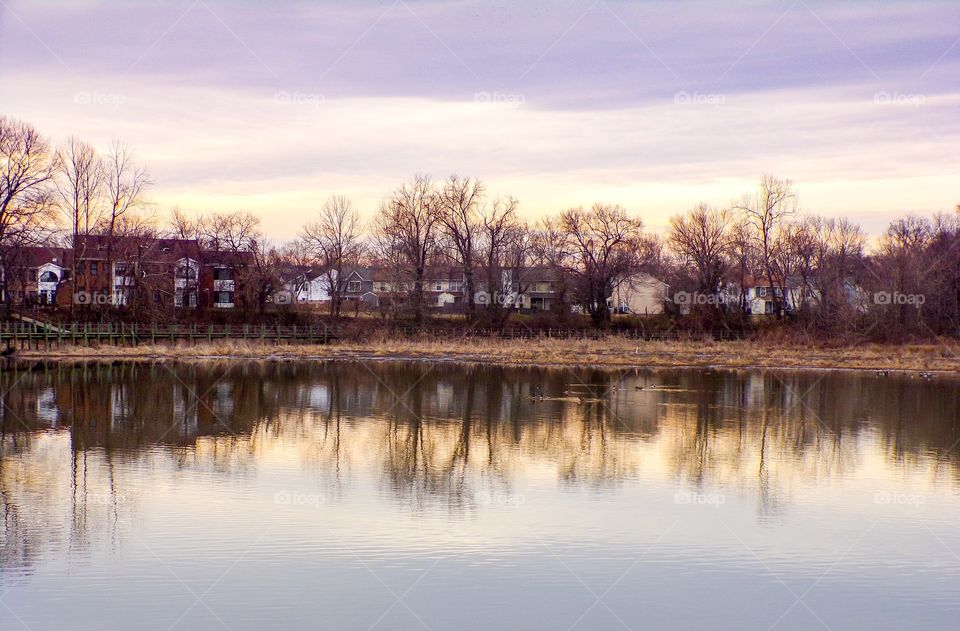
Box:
734;276;807;316
610;273;669;315
341;267;380;307
0;246;72;306
423;267;466;309
60;235;204;308
200;250;255;309
471;266;564;312
336;265;573;313
42;236;256;310
522;267;563;312
280;266;331;306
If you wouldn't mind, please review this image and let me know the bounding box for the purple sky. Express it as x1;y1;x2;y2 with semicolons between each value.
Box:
1;0;958;239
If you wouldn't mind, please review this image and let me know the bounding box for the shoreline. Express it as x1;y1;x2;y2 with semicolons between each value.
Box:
7;338;960;375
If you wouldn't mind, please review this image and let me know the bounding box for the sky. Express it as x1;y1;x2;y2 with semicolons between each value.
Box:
0;0;957;240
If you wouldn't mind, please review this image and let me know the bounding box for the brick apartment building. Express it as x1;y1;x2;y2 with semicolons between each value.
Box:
1;236;255;312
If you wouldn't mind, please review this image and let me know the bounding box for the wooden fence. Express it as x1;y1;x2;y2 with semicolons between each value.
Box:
0;322;338;350
0;321;746;351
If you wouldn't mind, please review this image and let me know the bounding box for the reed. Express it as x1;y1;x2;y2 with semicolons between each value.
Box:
15;335;960;373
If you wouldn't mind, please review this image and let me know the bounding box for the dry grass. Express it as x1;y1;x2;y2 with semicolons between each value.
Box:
14;335;960;373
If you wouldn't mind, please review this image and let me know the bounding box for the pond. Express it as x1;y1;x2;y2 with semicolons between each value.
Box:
1;360;959;630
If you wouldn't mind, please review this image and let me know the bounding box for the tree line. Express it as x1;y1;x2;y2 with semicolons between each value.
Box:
1;116;958;339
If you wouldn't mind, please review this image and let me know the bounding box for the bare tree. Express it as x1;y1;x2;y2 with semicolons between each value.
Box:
100;141;151;302
807;216;866;329
370;225;408;320
923;211;960;334
477;195;523;322
872;215;931;335
726;217;756;313
559;203;646;326
54;137;105;312
734;175;797;318
373;175;441;323
531;216;574;318
201;210;260;252
0;117;57;314
668;203;731;297
301;195;365;318
437;175;483;317
168;207;203;241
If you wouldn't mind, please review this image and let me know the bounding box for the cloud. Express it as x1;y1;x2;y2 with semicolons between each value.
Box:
1;0;958;239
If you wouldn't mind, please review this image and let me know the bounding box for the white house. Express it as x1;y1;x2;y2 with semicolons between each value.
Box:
288;268;333;306
37;261;67;305
610;273;670;315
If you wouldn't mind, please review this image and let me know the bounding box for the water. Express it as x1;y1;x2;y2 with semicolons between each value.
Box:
2;360;959;630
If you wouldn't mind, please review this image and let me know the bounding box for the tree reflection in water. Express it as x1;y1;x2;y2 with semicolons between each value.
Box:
2;360;959;577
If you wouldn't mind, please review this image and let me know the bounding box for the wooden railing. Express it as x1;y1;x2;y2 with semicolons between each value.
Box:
0;322;339;350
0;321;745;351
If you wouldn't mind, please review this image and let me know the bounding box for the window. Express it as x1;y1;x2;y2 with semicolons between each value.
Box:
39;271;58;283
28;269;37;282
215;291;234;304
176;265;197;279
77;262;86;275
115;263;128;276
347;281;362;293
90;262;98;276
434;282;443;291
153;290;161;304
213;267;234;280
